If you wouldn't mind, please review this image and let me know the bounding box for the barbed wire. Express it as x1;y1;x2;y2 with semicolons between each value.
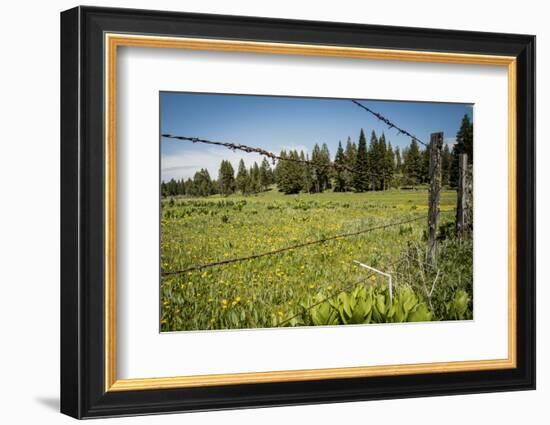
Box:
162;133;300;165
161;215;428;276
162;134;396;181
350;100;429;148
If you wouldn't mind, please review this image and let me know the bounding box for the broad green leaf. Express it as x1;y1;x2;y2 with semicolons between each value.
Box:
408;303;433;322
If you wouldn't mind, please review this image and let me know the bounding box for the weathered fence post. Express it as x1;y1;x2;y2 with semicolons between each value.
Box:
427;132;443;265
456;153;473;239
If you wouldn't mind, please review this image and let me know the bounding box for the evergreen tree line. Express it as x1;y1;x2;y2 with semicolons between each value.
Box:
161;114;472;197
273;126;456;195
273;129;398;195
448;114;474;187
161;158;274;197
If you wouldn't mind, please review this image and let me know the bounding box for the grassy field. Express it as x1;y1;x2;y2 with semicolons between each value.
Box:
160;188;472;331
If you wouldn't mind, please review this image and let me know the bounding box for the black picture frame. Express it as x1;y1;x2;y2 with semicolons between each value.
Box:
61;5;535;419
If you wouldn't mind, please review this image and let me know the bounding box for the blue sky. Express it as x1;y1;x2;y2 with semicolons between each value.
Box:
160;92;472;181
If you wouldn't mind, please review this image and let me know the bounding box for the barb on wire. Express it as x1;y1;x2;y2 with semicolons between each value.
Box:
162;134;298;165
350;100;429;148
161;215;426;276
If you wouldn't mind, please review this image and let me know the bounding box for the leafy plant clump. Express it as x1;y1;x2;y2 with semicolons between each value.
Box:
285;285;433;327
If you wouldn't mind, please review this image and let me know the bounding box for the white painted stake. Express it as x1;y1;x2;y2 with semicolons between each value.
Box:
353;260;393;305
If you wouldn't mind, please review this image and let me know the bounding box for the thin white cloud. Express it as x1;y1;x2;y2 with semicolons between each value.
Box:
444;137;457;146
161;146;265;181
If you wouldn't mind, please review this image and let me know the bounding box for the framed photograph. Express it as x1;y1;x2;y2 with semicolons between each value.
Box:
60;6;535;419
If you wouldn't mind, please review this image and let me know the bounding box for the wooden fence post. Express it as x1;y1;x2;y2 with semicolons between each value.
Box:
456;154;473;239
427;132;443;265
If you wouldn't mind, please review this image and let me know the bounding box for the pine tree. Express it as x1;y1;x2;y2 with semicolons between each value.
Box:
278;150;304;194
333;141;346;192
184;178;195;196
259;158;273;191
321;144;332;190
376;133;389;190
218;160;235;196
353;129;370;192
441;144;452;187
193;169;216;197
404;139;422;186
273;152;282;185
385;140;395;190
178;179;186;195
450;114;474;188
274;150;287;190
457;114;473;161
309;143;331;192
249;162;261;194
310;144;320;192
301;152;314;193
167;178;178;196
236;159;250;195
344;137;357;191
394;147;402;174
368;130;381;190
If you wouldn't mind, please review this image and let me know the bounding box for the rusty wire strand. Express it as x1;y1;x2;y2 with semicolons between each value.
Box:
161;215;427;276
162;134;392;180
350;100;429;148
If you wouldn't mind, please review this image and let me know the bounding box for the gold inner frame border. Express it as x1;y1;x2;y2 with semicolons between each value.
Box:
104;33;517;392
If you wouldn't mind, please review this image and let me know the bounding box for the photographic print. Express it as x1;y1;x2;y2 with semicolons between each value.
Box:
61;9;535;417
160;93;474;332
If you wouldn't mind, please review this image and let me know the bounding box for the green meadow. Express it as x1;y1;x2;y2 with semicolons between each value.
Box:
160;188;473;331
